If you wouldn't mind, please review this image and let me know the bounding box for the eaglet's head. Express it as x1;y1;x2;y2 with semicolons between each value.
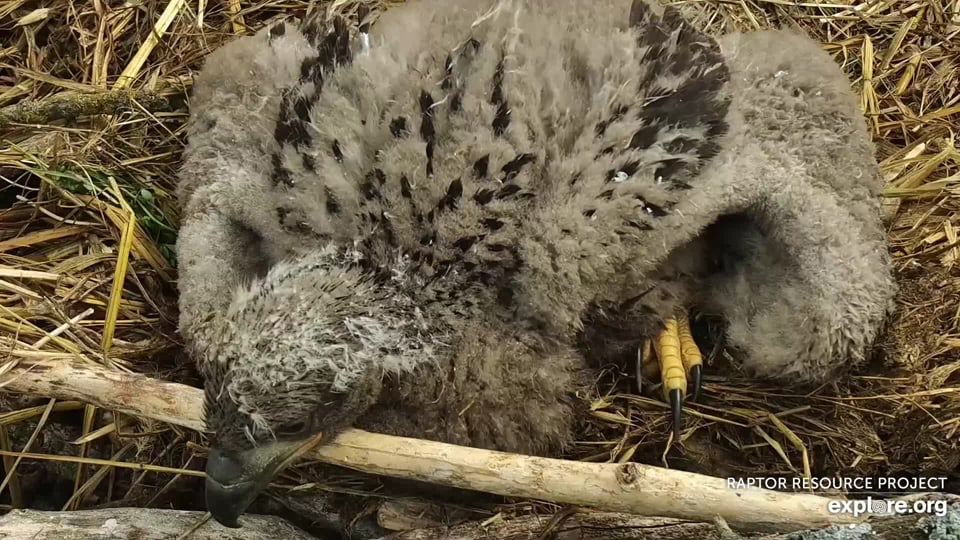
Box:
195;246;441;527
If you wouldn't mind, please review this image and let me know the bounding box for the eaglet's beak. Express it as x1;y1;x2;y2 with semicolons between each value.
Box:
205;437;318;528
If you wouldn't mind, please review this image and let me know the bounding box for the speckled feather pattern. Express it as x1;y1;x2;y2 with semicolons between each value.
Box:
177;0;895;455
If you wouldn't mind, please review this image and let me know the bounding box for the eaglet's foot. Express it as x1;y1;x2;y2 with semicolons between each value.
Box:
637;311;703;438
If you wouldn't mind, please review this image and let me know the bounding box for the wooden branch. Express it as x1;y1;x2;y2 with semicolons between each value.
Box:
1;358;862;533
0;90;169;128
377;508;960;540
0;508;316;539
1;357;205;431
379;512;743;540
3;505;954;540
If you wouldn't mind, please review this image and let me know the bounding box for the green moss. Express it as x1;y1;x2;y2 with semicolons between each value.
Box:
40;164;179;267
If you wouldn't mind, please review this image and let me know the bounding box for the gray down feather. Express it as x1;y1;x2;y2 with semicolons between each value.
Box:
176;0;896;462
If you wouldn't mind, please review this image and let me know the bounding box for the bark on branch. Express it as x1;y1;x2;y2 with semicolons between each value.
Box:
376;505;960;540
0;504;956;540
378;509;739;540
1;358;867;534
0;90;169;128
0;508;315;539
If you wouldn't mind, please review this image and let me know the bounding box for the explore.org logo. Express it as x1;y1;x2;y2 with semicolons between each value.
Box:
725;476;953;518
827;497;949;517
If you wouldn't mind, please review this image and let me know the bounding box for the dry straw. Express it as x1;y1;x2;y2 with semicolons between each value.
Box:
0;0;957;522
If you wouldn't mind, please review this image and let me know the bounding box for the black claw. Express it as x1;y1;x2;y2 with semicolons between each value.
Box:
669;388;682;439
690;365;702;402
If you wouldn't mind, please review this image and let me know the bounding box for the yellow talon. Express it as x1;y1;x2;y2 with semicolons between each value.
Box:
638;339;659;387
654;318;686;401
636;310;706;438
677;313;703;402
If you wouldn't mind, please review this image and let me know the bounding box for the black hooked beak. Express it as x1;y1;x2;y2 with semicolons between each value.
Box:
204;440;306;528
205;448;260;528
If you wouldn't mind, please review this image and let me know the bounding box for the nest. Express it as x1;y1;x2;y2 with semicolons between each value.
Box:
0;0;958;532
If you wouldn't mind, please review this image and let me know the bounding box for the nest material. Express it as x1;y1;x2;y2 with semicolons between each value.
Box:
0;0;957;522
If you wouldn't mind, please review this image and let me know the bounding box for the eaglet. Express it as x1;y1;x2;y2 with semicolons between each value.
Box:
175;0;896;527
